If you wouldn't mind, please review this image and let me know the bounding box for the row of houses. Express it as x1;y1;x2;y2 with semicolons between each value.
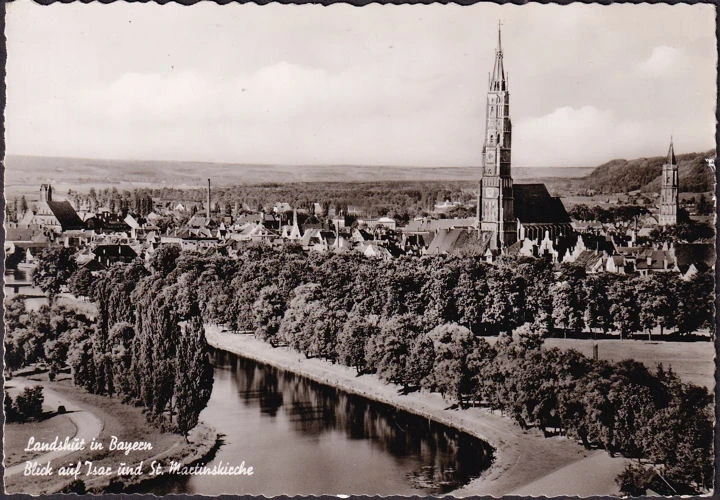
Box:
6;185;715;280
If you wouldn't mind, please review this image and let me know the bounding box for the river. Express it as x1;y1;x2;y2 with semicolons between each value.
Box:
142;349;494;496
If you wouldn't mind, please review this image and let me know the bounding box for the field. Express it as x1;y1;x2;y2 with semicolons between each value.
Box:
486;337;715;390
4;154;593;197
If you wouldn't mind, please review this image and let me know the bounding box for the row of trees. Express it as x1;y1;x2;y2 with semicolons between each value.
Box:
72;251;214;438
21;243;714;491
12;247;214;439
569;204;649;223
141;243;712;343
109;244;709;491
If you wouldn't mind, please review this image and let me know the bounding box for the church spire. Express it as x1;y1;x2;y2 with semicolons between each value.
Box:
667;136;677;164
491;20;506;91
659;137;679;226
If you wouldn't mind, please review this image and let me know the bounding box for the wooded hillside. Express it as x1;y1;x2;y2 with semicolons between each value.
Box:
579;150;715;194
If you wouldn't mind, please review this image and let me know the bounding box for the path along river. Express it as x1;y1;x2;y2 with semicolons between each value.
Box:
142;349;494;496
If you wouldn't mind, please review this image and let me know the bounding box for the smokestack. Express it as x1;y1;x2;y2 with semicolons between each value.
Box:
207;178;211;219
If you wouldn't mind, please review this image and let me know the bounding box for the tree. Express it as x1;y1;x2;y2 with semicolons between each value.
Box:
551;281;583;338
336;312;378;374
5;392;20;423
108;322;136;399
67;333;96;392
607;277;640;339
33;247;78;299
366;315;421;388
483;267;525;335
516;258;554;333
278;283;322;357
582;275;612;336
675;273;714;335
174;317;214;440
252;285;286;346
406;333;435;390
635;274;674;338
150;245;181;277
429;323;475;406
69;267;95;298
15;386;44;421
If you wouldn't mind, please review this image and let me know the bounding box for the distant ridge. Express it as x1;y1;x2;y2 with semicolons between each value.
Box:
578;149;716;194
4;155;592;191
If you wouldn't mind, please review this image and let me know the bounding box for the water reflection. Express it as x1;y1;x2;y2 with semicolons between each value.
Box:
138;348;493;495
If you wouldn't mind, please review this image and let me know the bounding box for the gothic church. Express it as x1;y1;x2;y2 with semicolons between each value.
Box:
477;24;572;250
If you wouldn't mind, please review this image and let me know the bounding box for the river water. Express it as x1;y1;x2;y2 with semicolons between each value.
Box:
142;349;494;496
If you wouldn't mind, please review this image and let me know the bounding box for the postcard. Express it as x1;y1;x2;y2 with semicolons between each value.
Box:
3;1;716;496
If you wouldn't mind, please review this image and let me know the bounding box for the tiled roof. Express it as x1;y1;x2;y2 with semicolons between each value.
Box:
513;184;571;224
426;229;491;256
46;200;85;230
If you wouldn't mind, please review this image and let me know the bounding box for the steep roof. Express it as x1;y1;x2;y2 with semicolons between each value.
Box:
667;139;677;165
674;243;715;272
46;200;85;230
426;229;492;256
513;184;571;224
425;229;469;255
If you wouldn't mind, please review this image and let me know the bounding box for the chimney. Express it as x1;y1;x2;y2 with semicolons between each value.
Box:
207;179;211;219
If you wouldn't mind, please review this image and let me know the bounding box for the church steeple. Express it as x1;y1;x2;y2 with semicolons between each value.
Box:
667;137;677;165
659;137;679;226
478;20;516;250
490;21;506;91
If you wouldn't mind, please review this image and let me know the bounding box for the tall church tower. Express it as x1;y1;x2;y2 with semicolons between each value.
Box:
658;139;679;226
477;22;516;249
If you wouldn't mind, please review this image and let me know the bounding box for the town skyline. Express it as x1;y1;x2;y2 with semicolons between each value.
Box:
6;2;716;168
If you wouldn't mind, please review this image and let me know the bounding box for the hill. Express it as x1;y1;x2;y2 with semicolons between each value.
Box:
579;149;716;194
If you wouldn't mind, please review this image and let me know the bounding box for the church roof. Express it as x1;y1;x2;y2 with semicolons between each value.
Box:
513;184;571;224
403;217;476;232
46;200;85;230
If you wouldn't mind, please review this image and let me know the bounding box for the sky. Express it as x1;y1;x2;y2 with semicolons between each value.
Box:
5;2;717;168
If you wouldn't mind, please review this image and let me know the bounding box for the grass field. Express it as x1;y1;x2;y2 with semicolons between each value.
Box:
482;336;714;390
545;338;714;390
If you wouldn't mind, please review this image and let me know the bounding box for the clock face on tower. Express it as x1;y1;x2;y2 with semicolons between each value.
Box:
485;187;498;198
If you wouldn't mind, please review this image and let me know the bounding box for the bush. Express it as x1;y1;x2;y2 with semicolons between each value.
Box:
4;392;20;423
15;386;45;421
60;479;87;494
616;462;650;496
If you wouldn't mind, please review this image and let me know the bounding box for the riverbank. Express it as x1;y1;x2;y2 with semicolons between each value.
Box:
3;375;218;495
206;326;628;497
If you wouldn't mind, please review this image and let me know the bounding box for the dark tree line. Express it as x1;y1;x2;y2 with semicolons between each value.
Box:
14;243;714;491
10;246;214;439
156;243;710;492
569;204;649;223
76;246;214;438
